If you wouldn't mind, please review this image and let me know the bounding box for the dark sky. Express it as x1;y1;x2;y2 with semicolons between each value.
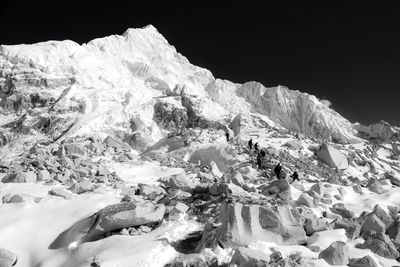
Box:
1;1;400;126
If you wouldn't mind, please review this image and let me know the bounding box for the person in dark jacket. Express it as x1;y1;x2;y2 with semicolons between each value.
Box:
290;171;299;182
248;139;253;150
225;131;230;142
256;153;262;169
254;142;259;152
274;163;282;179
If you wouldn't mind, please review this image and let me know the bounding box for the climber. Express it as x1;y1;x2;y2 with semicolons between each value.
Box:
290;171;299;182
248;139;253;150
256;153;262;169
225;131;230;142
254;142;259;152
274;163;282;179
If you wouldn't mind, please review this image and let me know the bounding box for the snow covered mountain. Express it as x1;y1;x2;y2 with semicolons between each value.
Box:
1;24;389;158
1;25;400;267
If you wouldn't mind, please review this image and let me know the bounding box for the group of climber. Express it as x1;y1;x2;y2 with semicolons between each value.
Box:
224;131;299;183
248;138;299;183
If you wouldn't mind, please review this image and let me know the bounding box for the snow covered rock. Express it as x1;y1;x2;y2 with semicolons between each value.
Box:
219;202;306;246
1;172;36;183
260;179;291;201
360;232;399;259
318;241;349;265
229;247;270;266
69;180;94;194
0;247;17;267
355;120;399;142
317;143;348;170
49;188;73;199
349;256;378;267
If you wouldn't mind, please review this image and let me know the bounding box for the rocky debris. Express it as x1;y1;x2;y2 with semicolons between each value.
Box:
296;193;317;208
317;143;348;170
330;203;355;218
367;178;384;194
2;172;36;183
63;144;87;158
386;219;400;247
229;247;269;266
36;169;51;181
360;214;386;237
49;188;73;199
259;179;291;201
318;241;349;265
283;140;302;150
359;232;399;259
385;172;400;186
219;202;306;246
69;180;94;194
349;255;378;267
0;247;17;267
2;193;35;203
333;218;361;240
138;184;166;201
165;173;196;193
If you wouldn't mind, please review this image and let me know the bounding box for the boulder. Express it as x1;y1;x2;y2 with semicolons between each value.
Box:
50;201;166;248
167;173;195;193
360;214;385;236
229;247;269;267
69;181;94;194
318;241;349;265
330;203;354;218
0;247;17;267
36;169;51;181
231;172;245;187
367;179;384;194
260;179;291;201
219;202;306;246
385;172;400;187
283;140;302;150
308;182;325;195
63;144;87;158
371;204;393;228
360;232;399;259
386;219;400;246
317;143;348;170
333;218;361;240
349;255;378;267
2;172;36;183
296;193;317;208
138;184;166;200
49;188;73;199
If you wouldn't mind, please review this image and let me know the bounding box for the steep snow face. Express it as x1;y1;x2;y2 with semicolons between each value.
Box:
0;25;363;154
205;79;360;143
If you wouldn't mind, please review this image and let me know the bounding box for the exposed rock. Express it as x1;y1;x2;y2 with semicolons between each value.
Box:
349;255;378;267
317;143;348;170
49;188;73;199
371;204;393;228
330;203;355;218
367;179;384;194
333;218;361;240
0;247;17;267
360;214;386;236
36;169;51;181
2;172;36;183
260;179;291;201
166;173;195;193
360;232;399;259
386;219;400;246
138;184;166;200
385;172;400;187
283;140;302;150
296;193;317;208
219;202;306;246
229;247;269;267
318;241;349;265
63;144;86;158
69;180;94;194
352;185;363;194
